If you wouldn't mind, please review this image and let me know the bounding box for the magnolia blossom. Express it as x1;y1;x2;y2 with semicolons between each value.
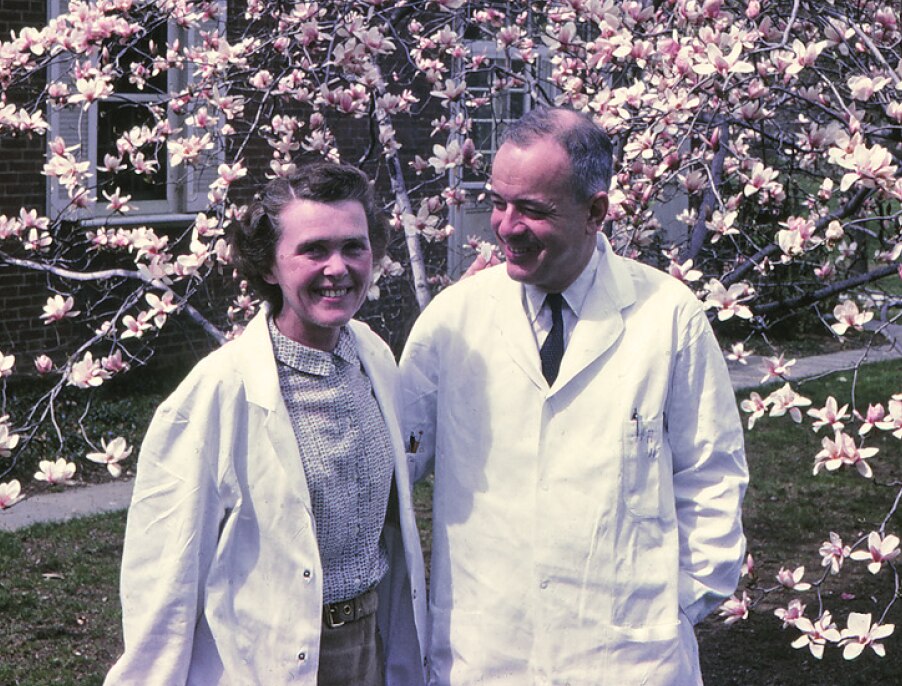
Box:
847;75;890;101
666;258;702;283
693;42;755;78
807;396;849;432
145;290;180;327
831;300;873;336
40;294;80;324
834;140;898;192
101;350;130;375
766;383;811;423
855;403;885;435
739;392;768;430
820;532;850;574
67;352;106;389
839;612;894;659
702;279;754;321
34;458;77;485
775;599;806;628
743;162;780;197
0;479;24;509
86;436;133;478
121;312;154;339
849;532;901;574
792;612;841;659
0;417;20;458
0;351;14;377
741;552;755;578
813;430;878;477
34;354;53;374
759;353;795;384
776;565;811;592
718;592;750;625
726;342;753;365
874;398;902;438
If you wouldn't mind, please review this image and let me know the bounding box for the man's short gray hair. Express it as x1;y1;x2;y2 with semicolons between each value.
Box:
499;106;613;202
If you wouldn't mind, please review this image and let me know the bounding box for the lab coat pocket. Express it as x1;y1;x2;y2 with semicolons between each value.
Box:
621;417;663;519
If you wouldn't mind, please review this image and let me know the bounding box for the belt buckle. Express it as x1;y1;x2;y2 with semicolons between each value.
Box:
324;601;353;628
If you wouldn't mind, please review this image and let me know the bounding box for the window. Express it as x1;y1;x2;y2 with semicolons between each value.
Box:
446;42;550;277
45;1;220;225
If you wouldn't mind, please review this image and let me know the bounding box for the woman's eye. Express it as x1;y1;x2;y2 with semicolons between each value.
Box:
301;245;325;258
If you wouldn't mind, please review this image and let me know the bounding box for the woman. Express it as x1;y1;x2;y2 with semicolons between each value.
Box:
105;162;427;685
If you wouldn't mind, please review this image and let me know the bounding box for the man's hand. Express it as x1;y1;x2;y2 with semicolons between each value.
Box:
461;252;502;279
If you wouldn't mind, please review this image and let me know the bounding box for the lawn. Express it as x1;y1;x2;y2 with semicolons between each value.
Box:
0;360;900;684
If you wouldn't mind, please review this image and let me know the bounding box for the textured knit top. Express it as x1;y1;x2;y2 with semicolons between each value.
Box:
268;318;393;604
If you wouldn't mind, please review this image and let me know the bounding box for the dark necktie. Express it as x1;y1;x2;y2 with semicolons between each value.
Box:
540;293;564;385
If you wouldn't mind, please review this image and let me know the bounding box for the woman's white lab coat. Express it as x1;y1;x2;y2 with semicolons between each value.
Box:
401;235;747;685
105;308;428;685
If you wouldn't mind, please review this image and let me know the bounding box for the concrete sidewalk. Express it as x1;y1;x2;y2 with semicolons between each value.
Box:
2;322;901;533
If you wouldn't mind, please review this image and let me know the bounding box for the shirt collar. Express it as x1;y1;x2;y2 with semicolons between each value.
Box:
523;245;600;323
267;317;358;376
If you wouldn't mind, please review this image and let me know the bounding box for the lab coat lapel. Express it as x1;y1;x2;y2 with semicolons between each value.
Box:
236;307;312;505
351;323;404;454
494;273;547;391
552;235;636;392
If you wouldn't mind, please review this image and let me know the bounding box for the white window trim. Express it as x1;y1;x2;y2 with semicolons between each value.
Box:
45;1;225;225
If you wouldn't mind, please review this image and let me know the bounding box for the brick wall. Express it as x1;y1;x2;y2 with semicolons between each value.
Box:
1;1;446;369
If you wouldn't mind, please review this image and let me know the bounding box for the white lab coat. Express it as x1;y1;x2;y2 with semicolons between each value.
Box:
400;235;747;686
105;307;428;686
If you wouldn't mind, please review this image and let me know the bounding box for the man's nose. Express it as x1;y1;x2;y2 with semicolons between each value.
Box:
493;206;523;238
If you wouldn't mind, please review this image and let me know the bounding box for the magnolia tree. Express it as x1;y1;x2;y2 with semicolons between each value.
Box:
0;0;900;660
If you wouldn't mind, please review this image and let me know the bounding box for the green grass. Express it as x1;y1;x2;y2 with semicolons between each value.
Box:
0;512;125;686
698;359;902;684
0;361;900;684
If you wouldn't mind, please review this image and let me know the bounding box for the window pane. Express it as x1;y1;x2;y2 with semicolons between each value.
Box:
111;23;168;94
97;102;167;201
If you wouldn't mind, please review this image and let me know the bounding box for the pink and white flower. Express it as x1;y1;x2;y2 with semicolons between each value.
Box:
839;612;894;659
718;592;750;624
831;300;873;336
792;612;841;659
807;396;849;432
775;599;806;628
40;295;80;324
86;436;133;478
820;532;851;574
34;458;76;485
850;532;901;574
0;479;24;509
776;565;812;592
726;342;754;365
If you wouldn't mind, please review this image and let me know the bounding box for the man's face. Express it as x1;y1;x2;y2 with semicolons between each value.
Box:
490;137;607;293
264;198;373;351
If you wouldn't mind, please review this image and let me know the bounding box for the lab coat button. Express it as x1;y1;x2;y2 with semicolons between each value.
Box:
303;569;312;581
298;651;306;661
540;580;549;589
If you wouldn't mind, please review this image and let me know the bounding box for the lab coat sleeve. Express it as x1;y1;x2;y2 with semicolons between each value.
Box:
398;306;441;484
104;384;224;685
667;306;748;625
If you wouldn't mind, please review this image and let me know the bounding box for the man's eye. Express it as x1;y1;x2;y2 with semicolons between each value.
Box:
523;207;551;219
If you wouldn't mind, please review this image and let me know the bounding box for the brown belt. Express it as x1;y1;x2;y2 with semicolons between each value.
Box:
322;588;379;629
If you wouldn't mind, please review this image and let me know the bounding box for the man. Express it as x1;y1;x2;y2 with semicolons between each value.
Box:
400;107;747;685
106;163;427;685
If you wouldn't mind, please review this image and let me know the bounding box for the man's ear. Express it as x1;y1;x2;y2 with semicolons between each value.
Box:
263;270;278;285
587;191;609;233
